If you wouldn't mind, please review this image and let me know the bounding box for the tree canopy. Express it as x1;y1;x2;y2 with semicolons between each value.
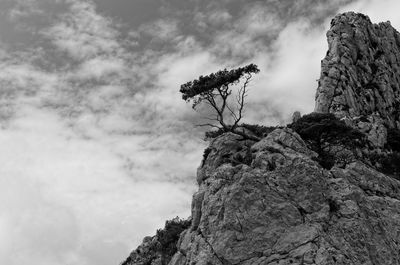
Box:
179;63;260;139
180;64;259;101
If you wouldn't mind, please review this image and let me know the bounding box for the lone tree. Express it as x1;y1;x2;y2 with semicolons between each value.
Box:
180;63;260;140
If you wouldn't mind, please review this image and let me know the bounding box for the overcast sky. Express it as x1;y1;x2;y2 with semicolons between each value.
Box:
1;1;400;265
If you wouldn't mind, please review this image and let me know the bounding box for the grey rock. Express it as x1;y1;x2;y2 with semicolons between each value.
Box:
124;126;400;264
315;12;400;147
121;235;161;265
292;111;301;123
168;128;400;265
169;129;400;265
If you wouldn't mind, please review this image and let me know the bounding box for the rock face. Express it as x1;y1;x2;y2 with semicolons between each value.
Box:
122;12;400;265
124;129;400;265
167;131;400;265
315;12;400;147
122;236;162;265
315;12;400;126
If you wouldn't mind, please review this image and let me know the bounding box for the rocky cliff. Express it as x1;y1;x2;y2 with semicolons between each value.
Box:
121;12;400;265
315;12;400;147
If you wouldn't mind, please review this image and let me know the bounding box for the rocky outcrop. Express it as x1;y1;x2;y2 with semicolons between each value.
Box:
123;128;400;265
315;12;400;147
167;130;400;265
121;217;191;265
122;236;162;265
122;12;400;265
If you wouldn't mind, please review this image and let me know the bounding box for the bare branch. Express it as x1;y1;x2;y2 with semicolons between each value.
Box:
195;123;221;129
226;104;238;122
232;74;252;129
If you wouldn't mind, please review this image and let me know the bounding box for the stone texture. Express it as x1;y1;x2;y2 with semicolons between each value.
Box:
315;12;400;147
292;111;301;123
123;128;400;265
121;236;162;265
168;130;400;265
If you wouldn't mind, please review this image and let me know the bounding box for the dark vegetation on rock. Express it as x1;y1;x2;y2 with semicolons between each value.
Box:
205;123;278;140
156;218;191;265
121;217;191;265
369;128;400;179
380;152;400;178
386;128;400;151
287;113;400;178
289;113;366;169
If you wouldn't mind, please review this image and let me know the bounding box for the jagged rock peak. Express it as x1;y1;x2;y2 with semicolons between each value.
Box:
315;12;400;130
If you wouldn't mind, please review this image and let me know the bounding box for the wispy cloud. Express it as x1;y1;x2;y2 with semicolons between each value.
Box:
73;57;127;80
7;0;43;21
0;106;195;265
0;1;201;265
42;0;122;61
138;19;181;42
193;9;232;30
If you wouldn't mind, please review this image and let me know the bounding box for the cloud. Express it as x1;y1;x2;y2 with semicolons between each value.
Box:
42;0;121;61
246;19;329;124
238;4;282;37
0;61;58;125
138;19;181;42
0;1;201;265
0;105;196;265
7;0;43;21
74;57;127;80
193;9;232;30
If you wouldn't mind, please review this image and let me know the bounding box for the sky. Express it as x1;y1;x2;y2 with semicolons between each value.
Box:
0;0;400;265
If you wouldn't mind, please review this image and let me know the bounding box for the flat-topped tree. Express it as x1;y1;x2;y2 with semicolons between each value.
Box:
180;63;260;140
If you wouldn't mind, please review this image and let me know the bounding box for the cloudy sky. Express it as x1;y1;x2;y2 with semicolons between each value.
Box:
1;0;400;264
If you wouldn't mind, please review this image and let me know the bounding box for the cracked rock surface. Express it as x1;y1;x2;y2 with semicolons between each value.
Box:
166;130;400;265
315;12;400;146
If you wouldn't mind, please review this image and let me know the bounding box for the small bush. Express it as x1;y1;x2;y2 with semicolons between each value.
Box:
205;127;225;139
156;217;191;265
205;123;276;140
201;147;212;167
313;152;336;170
289;113;366;169
369;151;400;179
290;113;365;148
240;123;277;138
121;256;132;265
386;128;400;151
379;152;400;179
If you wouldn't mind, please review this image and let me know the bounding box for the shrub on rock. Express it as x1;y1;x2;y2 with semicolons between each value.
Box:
289;112;366;169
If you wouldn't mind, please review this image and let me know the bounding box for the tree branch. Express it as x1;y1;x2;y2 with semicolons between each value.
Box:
232;74;251;129
195;123;221;129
